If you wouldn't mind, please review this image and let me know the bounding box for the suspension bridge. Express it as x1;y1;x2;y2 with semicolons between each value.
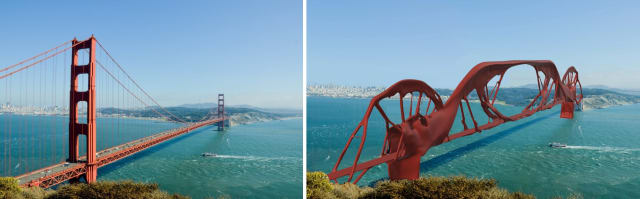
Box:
1;36;228;188
328;60;583;183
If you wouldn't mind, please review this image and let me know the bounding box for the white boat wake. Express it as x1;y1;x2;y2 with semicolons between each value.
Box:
564;145;640;153
206;154;296;161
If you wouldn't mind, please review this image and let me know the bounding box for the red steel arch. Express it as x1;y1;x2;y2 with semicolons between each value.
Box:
328;60;582;183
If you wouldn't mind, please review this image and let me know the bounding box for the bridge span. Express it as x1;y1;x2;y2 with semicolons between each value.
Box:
1;36;229;188
328;60;583;183
15;117;226;188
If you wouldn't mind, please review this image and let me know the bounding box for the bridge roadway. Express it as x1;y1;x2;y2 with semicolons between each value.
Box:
15;117;226;188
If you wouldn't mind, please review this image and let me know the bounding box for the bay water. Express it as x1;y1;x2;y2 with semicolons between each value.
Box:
308;96;640;198
0;115;302;198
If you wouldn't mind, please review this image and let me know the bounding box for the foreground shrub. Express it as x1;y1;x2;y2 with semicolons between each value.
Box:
307;171;334;198
1;178;188;199
306;172;535;199
20;186;55;199
0;177;21;199
332;182;373;199
46;180;188;199
0;177;55;199
361;176;534;199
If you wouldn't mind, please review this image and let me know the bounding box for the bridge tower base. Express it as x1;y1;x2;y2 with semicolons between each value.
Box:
560;101;574;119
68;36;98;183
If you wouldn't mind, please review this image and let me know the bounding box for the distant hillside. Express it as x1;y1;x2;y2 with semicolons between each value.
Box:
480;88;640;110
177;103;302;115
99;106;301;126
227;104;302;115
585;85;640;96
177;102;218;109
308;84;640;111
580;88;640;110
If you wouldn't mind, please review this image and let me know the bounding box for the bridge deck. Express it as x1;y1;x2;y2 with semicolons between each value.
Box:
15;117;226;188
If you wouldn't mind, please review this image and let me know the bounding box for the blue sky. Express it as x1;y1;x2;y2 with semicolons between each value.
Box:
308;1;640;90
0;0;301;109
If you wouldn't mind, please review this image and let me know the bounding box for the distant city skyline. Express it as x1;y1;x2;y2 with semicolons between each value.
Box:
309;1;640;90
0;0;302;110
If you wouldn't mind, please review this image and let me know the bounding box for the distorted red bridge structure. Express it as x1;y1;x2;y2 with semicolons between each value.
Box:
1;36;228;188
329;60;583;183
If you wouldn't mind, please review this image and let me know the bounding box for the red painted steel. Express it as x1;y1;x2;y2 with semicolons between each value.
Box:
18;117;226;188
94;119;223;169
68;36;98;183
8;37;228;188
328;60;583;183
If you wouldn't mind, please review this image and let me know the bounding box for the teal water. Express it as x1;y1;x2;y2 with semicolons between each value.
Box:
99;118;303;199
308;96;640;198
0;115;183;176
1;115;302;199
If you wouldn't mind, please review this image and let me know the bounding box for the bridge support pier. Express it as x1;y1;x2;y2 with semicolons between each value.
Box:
387;155;421;180
218;94;225;131
68;36;98;183
560;101;574;119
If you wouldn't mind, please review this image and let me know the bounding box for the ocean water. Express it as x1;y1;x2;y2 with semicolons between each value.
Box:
99;118;303;198
308;96;640;198
1;115;302;199
0;115;184;176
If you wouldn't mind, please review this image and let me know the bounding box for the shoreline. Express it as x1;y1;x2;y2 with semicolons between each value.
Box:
229;115;301;126
0;113;303;126
308;95;639;111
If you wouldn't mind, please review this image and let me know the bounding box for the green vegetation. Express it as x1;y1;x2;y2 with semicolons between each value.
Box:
307;171;538;199
0;177;188;199
0;177;21;198
307;171;334;198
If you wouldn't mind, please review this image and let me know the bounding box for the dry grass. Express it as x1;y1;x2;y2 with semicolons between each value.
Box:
307;171;334;198
307;172;538;199
332;182;373;199
0;177;188;199
361;176;535;199
1;177;20;199
46;180;188;199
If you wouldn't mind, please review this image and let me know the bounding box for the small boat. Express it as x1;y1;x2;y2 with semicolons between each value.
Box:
549;142;567;148
201;152;217;157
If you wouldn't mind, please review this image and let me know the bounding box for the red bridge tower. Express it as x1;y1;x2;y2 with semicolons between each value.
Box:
218;94;225;131
68;36;98;183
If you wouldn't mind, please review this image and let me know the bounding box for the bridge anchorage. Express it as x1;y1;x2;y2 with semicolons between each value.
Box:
328;60;582;183
1;36;228;188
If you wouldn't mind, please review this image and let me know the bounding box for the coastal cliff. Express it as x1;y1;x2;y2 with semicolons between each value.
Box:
581;93;640;111
228;111;287;126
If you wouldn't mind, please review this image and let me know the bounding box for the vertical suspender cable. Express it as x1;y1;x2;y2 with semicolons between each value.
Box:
62;49;67;163
52;48;56;165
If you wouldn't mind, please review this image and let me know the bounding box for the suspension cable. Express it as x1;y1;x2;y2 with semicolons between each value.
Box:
94;40;187;123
